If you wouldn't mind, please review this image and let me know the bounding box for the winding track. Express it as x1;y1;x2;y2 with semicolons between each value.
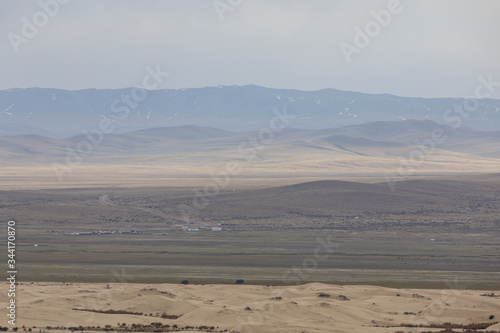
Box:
99;194;187;223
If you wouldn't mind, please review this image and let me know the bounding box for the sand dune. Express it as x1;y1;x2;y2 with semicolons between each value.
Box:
4;282;499;333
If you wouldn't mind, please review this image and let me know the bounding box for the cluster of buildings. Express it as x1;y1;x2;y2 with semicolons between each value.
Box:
178;221;225;232
67;230;141;236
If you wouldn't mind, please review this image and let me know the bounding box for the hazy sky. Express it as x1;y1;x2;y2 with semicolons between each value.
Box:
1;0;499;98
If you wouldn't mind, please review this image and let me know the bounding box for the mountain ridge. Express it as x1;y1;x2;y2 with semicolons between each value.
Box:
1;119;499;163
1;85;500;137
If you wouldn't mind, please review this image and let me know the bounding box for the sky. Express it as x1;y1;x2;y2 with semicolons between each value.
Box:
1;0;499;98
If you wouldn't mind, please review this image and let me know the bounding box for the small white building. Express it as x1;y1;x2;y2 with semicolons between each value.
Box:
212;226;222;231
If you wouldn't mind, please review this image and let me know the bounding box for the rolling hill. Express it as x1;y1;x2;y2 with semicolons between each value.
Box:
166;175;500;220
1;119;499;159
1;120;499;189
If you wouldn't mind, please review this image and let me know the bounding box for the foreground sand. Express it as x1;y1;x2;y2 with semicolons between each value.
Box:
3;282;500;333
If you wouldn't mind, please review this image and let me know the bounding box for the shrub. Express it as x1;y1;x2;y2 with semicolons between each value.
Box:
160;313;181;319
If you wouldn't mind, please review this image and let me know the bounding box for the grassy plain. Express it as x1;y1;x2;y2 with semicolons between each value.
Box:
3;174;499;289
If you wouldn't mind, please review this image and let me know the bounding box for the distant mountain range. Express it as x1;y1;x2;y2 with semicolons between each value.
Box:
1;85;500;137
2;120;500;168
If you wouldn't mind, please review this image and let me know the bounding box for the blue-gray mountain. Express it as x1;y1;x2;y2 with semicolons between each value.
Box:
2;120;500;163
1;85;499;137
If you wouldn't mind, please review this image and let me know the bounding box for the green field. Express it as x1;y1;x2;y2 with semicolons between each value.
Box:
13;227;500;289
2;177;499;289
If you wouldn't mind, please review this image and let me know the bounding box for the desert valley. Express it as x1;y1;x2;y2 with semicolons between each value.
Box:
2;1;500;331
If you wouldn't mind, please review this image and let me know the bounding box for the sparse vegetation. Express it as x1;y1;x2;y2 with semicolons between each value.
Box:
72;309;143;315
399;322;499;329
33;323;226;332
8;178;500;288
